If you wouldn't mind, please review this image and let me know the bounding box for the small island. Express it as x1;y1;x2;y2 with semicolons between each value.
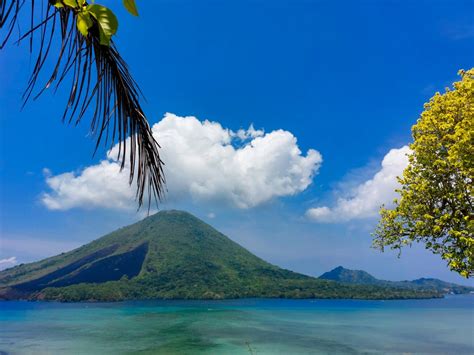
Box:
1;211;470;302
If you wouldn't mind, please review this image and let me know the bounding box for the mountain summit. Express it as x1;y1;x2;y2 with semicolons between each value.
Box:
0;210;445;301
319;266;380;285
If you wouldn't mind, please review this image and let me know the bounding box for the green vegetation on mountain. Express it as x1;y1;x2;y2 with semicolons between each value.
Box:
319;266;380;285
320;266;473;294
0;210;448;302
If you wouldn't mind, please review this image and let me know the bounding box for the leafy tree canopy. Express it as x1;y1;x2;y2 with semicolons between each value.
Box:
374;69;474;278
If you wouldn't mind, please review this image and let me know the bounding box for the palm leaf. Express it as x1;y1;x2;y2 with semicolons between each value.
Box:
1;0;165;209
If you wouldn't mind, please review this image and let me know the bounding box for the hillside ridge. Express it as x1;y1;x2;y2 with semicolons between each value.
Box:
319;266;473;294
0;210;451;301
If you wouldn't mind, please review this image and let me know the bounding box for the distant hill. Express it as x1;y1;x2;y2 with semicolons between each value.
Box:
319;266;473;294
0;211;443;302
319;266;380;285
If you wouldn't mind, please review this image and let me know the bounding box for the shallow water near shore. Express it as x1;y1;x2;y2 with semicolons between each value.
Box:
1;295;473;354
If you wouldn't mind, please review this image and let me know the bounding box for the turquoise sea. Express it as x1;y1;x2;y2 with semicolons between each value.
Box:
1;295;473;354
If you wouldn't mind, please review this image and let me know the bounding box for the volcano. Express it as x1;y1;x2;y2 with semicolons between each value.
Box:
0;210;441;301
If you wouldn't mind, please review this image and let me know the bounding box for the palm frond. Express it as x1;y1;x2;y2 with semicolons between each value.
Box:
1;0;165;209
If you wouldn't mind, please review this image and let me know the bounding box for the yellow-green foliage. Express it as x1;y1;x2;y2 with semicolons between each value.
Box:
374;69;474;278
53;0;138;46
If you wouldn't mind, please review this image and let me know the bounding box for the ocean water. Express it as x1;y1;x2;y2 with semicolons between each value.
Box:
0;295;473;354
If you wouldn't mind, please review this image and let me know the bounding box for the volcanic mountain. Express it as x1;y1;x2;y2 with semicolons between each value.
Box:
0;210;443;301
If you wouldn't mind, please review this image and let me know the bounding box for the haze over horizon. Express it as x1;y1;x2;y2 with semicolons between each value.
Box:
1;0;473;286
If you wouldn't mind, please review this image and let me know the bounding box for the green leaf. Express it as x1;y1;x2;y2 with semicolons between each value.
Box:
77;11;93;37
52;1;64;8
87;4;119;46
63;0;78;8
123;0;139;16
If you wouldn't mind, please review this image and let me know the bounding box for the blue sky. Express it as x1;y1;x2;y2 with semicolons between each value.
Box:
0;0;473;284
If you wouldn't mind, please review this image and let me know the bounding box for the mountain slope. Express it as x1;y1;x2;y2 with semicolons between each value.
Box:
0;211;443;301
319;266;380;285
319;266;473;294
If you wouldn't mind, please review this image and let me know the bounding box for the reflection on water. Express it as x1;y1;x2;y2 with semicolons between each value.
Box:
1;295;473;354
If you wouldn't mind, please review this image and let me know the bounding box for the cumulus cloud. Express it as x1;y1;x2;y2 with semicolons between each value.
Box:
42;113;322;210
0;256;17;270
42;161;135;210
306;146;411;223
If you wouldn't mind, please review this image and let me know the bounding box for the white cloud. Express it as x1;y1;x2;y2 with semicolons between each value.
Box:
42;161;135;210
234;124;264;140
306;146;411;223
42;113;322;210
0;256;17;270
